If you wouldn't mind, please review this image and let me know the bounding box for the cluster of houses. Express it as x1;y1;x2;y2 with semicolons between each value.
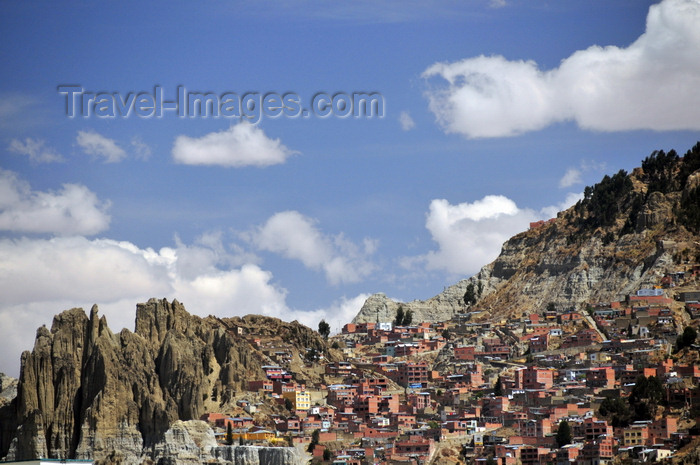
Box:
196;279;700;465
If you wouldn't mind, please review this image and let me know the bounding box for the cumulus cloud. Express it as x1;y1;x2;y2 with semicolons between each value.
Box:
423;0;700;138
76;130;127;162
559;168;582;188
0;169;110;235
285;293;371;335
0;231;372;376
250;211;376;285
172;122;297;167
399;111;416;131
559;160;608;188
0;236;172;306
0;234;289;376
409;193;582;276
8;138;64;163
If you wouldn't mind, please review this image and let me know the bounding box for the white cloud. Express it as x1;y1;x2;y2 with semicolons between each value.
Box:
0;169;110;235
285;293;371;335
489;0;506;8
559;160;608;188
0;237;172;306
409;193;582;276
0;230;372;377
539;192;583;220
76;130;127;163
0;234;289;376
559;168;582;188
131;136;152;160
8;138;64;163
172;122;297;167
418;196;535;275
399;111;416;131
423;0;700;138
250;211;376;285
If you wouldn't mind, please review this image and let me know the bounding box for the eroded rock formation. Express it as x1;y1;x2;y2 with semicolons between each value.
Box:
0;298;316;465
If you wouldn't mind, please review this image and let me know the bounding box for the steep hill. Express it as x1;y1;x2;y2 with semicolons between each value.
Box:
354;142;700;323
0;298;333;463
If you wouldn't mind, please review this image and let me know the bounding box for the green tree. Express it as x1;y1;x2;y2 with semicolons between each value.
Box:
307;429;320;453
318;319;330;340
464;283;477;306
394;306;405;326
598;396;631;427
494;376;503;397
642;149;680;194
285;397;294;411
555;420;572;448
675;326;697;352
323;448;332;461
404;309;413;326
630;375;665;421
226;422;234;445
442;329;451;341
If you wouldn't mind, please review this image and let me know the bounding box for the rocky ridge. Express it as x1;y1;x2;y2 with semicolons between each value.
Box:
0;298;326;464
354;143;700;324
0;373;17;407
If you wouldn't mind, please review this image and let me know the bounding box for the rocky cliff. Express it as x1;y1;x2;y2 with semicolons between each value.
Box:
0;373;17;407
0;298;324;464
146;420;307;465
354;143;700;324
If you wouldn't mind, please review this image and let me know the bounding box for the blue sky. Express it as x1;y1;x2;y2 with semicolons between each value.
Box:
2;0;700;376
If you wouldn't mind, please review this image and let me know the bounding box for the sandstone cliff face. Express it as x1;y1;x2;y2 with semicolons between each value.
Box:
0;373;17;406
98;420;308;465
354;154;700;324
0;298;317;464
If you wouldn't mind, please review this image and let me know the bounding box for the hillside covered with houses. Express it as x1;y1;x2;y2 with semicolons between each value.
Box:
4;147;700;465
191;267;700;465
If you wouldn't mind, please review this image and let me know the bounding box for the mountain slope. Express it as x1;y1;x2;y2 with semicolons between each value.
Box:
354;142;700;323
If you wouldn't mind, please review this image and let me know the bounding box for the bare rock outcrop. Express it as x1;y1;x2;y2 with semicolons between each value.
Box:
0;298;320;464
0;373;17;406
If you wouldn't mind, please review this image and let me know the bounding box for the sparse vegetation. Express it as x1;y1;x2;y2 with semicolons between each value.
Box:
642;149;680;194
318;319;330;340
629;375;665;421
464;283;477;306
676;326;698;352
599;396;632;427
555;420;572;448
394;306;413;326
576;169;633;230
394;305;405;326
679;185;700;233
494;376;503;396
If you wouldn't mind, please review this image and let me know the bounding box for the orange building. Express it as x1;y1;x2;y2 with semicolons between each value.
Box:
515;366;554;390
